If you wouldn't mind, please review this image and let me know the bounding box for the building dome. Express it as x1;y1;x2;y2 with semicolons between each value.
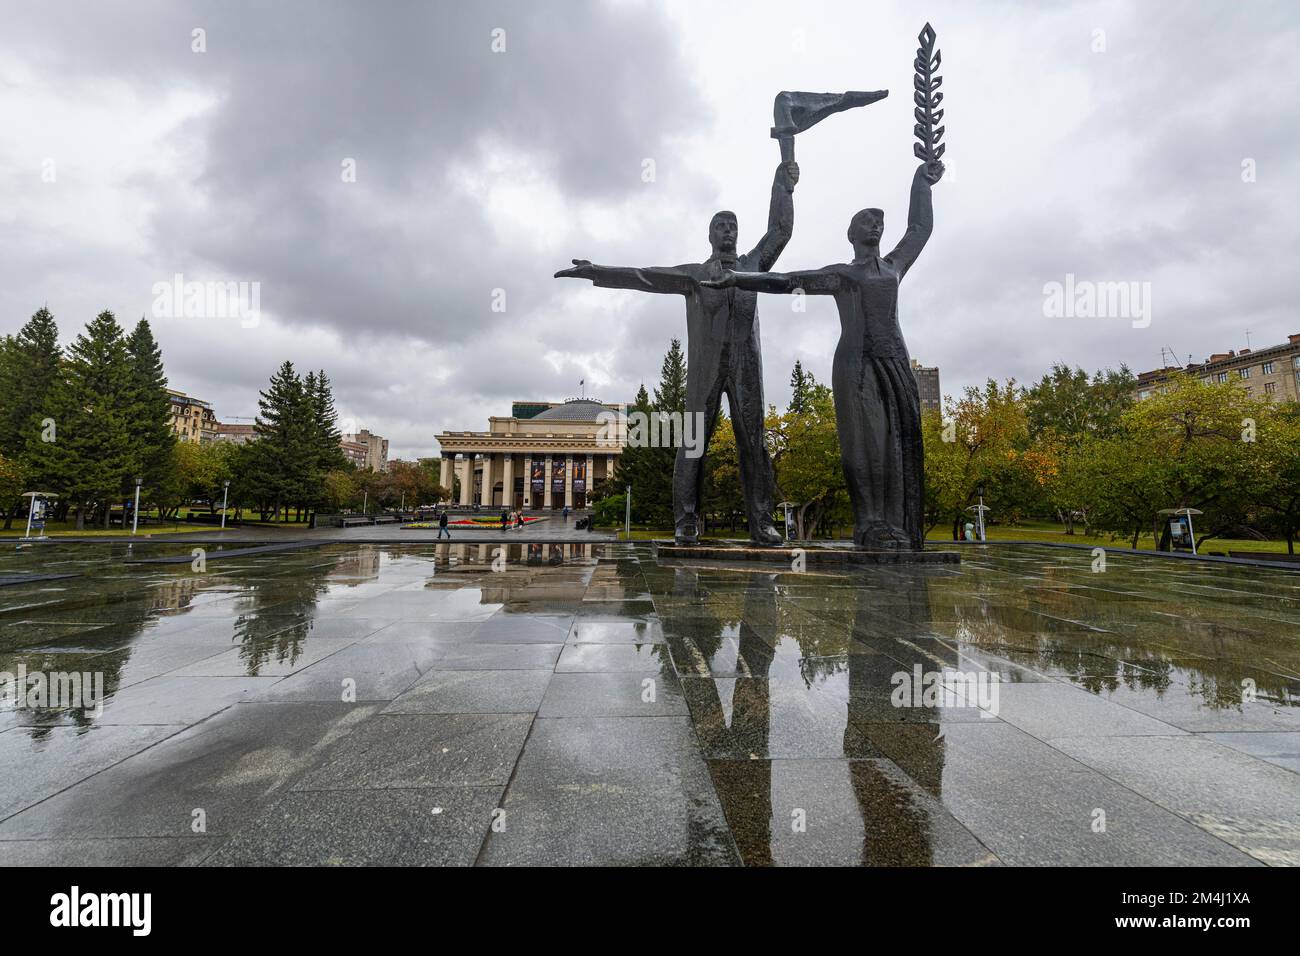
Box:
531;400;608;422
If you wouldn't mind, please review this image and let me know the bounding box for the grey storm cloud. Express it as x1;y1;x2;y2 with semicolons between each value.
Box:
2;0;1299;458
1;0;709;347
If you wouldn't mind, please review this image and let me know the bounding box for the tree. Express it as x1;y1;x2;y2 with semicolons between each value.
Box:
653;338;688;413
771;374;844;539
608;384;640;509
702;415;745;531
248;361;315;519
322;468;359;512
38;311;136;529
788;360;811;414
160;440;239;518
1023;363;1135;442
1251;404;1300;553
0;308;62;527
124;318;176;497
0;308;61;456
0;454;25;523
614;338;687;528
1127;376;1262;547
591;492;626;528
379;460;445;509
1058;434;1165;549
1058;376;1266;549
306;369;346;478
923;379;1028;538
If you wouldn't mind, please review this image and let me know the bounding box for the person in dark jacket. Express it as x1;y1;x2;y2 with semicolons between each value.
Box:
438;511;451;539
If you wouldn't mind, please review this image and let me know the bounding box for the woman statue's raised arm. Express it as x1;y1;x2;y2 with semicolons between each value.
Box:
887;161;943;279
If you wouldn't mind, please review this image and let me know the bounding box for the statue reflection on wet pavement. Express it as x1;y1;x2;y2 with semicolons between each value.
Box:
661;563;955;865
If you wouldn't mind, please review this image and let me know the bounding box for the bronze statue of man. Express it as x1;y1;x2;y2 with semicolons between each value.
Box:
555;160;800;546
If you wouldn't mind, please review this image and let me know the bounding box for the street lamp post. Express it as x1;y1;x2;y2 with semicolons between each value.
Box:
362;490;368;515
220;480;230;530
624;484;631;541
131;477;142;535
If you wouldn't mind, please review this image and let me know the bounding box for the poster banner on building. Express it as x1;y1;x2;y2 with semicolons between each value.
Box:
573;458;587;494
552;456;566;495
530;461;545;496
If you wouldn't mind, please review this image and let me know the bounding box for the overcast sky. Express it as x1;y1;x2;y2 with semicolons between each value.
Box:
3;0;1298;459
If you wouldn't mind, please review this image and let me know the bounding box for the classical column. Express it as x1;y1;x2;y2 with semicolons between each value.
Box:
502;454;514;510
458;454;472;506
439;457;452;500
585;453;594;507
543;454;553;509
479;453;494;507
564;453;574;508
606;454;616;483
523;454;532;508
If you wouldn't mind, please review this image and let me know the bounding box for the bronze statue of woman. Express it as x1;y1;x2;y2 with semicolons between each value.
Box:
702;160;944;550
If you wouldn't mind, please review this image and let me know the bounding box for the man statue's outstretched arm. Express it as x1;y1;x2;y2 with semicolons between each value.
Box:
554;260;694;295
887;161;943;279
746;161;799;271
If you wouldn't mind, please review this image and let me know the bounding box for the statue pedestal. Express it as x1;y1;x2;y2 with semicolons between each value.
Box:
651;540;959;566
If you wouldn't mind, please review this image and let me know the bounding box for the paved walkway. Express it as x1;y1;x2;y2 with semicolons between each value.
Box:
0;542;1296;865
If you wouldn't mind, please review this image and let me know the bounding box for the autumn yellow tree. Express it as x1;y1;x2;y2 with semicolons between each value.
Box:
923;380;1029;538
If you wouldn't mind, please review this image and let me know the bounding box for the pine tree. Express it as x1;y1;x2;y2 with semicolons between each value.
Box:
252;361;310;519
0;308;62;526
789;360;810;414
615;340;687;527
124;318;176;495
300;370;345;516
0;307;62;458
39;311;136;529
612;383;650;516
653;339;688;413
307;369;345;475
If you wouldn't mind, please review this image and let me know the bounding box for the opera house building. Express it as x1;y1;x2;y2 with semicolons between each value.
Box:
434;399;625;510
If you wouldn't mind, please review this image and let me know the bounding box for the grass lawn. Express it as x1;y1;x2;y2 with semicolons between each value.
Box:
607;519;1296;555
942;519;1295;555
0;519;227;538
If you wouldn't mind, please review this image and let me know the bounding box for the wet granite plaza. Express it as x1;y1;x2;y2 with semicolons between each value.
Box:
0;540;1297;866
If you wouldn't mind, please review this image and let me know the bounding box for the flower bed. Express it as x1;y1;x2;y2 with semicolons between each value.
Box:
403;516;547;529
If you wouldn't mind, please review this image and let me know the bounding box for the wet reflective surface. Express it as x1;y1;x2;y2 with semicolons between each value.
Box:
0;541;1296;865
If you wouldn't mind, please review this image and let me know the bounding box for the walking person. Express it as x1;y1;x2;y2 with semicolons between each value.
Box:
515;511;524;531
501;508;510;532
438;510;451;539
